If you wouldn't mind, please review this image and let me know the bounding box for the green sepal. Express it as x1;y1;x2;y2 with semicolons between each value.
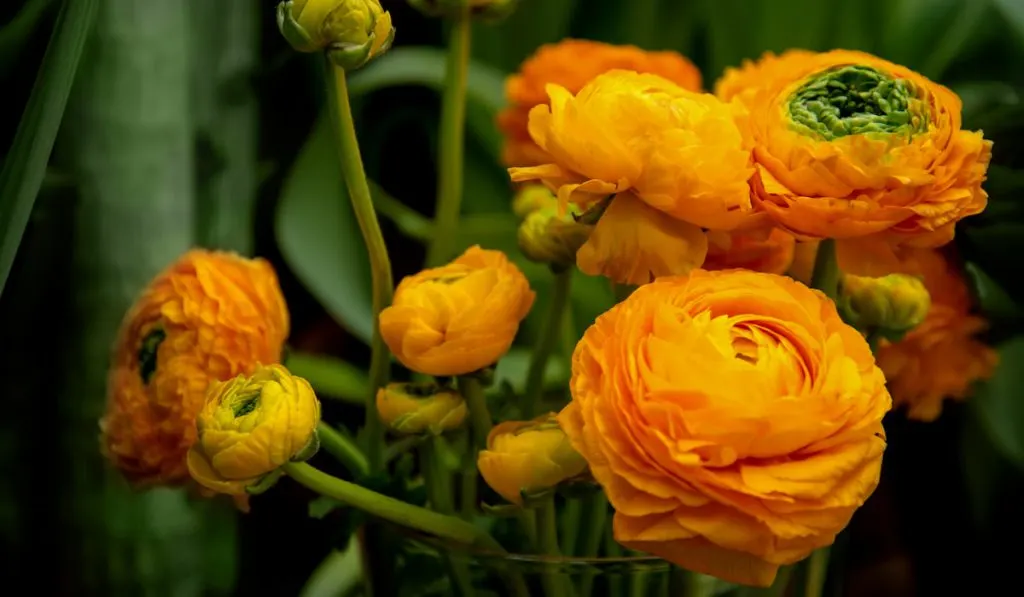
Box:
481;502;523;517
327;41;373;71
291;429;321;462
276;2;319;53
246;468;285;495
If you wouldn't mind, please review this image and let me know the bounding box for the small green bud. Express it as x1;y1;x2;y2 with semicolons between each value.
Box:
517;207;591;270
840;273;931;336
277;0;395;71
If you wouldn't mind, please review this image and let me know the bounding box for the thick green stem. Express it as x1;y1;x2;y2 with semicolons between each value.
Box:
803;548;830;597
576;493;608;597
559;498;582;556
809;238;840;301
420;437;474;596
523;268;572;418
285;461;485;547
424;9;471;267
459;376;492;449
677;569;712;597
536;494;570;597
326;63;393;473
317;422;369;478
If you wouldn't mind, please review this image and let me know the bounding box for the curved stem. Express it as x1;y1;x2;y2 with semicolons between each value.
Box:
459;375;492;449
809;238;839;301
317;421;369;477
523;268;573;418
285;461;484;546
326;62;393;473
424;8;471;267
803;547;830;597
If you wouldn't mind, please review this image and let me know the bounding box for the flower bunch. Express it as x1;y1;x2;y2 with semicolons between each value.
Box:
95;5;1001;597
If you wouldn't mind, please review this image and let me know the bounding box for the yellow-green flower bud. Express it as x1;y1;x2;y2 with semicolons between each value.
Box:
408;0;519;22
517;207;591;270
277;0;395;71
376;382;468;436
512;184;557;220
477;414;588;506
840;273;931;335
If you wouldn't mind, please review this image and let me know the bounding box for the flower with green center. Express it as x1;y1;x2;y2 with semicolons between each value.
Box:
733;49;990;247
787;65;929;140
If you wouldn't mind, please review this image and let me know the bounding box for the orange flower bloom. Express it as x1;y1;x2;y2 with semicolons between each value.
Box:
838;243;998;421
560;270;890;586
703;228;796;275
509;70;766;284
499;39;701;167
379;246;535;376
101;250;290;487
736;49;990;246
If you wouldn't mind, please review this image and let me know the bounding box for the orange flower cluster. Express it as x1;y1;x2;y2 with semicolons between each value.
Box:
561;269;890;586
101;250;289;487
839;243;998;421
499;39;701;167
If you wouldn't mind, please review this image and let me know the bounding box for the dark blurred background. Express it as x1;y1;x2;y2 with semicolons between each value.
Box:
1;0;1023;595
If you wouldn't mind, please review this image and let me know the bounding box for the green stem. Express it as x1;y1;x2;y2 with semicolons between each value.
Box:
285;461;489;547
459;468;477;519
809;238;839;301
559;497;581;556
735;565;791;597
604;527;624;597
803;548;830;597
317;422;369;477
424;8;471;267
420;437;474;596
677;569;712;597
459;376;492;449
326;62;393;473
576;493;608;597
384;436;422;464
523;267;573;418
536;494;570;597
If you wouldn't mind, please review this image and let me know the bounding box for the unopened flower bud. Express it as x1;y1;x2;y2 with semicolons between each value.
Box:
840;273;931;335
376;382;468;435
512;184;557;220
517;207;591;269
408;0;519;22
277;0;394;70
187;364;321;497
477;414;587;506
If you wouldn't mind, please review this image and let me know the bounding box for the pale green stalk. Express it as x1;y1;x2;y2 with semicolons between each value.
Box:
523;268;572;418
317;422;370;477
325;62;393;473
424;7;471;267
803;548;830;597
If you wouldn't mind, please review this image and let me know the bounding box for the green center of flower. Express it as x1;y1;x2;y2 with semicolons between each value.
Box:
233;392;261;418
137;328;166;385
786;65;928;140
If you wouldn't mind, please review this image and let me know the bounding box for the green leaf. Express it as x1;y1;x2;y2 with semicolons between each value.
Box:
285;351;370;405
992;0;1024;47
472;0;578;72
276;114;374;344
964;262;1021;326
569;0;659;48
348;46;507;160
880;0;987;79
0;0;98;297
491;347;568;395
0;0;56;80
972;335;1024;470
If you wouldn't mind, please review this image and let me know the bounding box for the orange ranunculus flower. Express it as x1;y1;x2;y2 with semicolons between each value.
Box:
838;242;998;421
714;49;817;105
499;39;701;167
738;49;990;246
703;228;796;275
509;70;766;284
379;245;535;376
101;250;290;487
560;269;890;586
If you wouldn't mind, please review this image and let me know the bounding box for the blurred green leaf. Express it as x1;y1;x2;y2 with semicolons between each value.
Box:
964;262;1021;325
0;0;97;297
276;115;373;343
992;0;1024;47
570;0;658;48
972;335;1024;470
0;0;56;80
369;181;432;241
286;351;370;405
348;47;506;159
491;346;569;396
881;0;988;79
472;0;578;72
